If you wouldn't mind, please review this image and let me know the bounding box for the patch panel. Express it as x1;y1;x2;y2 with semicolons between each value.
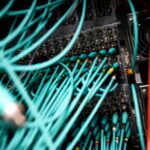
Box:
0;0;148;150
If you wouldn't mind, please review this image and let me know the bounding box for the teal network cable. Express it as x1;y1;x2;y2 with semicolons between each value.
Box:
0;0;82;73
77;67;118;96
116;126;121;149
1;14;18;53
31;68;51;103
22;63;73;149
110;112;119;150
66;76;116;150
1;0;62;53
26;64;73;117
88;63;119;101
0;54;55;149
74;50;107;86
39;76;68;115
126;2;145;148
36;73;68;118
118;111;129;150
0;2;127;149
61;64;118;136
1;0;71;57
0;58;118;149
106;131;111;150
0;0;37;48
38;56;105;143
104;135;107;150
5;13;53;58
88;140;93;150
52;58;109;142
101;115;108;150
9;0;86;71
0;0;14;18
3;61;73;149
124;128;131;150
5;0;58;57
72;59;80;76
36;66;73;118
7;0;63;16
50;57;107;133
45;78;72;119
74;58;89;81
74;55;118;96
82;131;91;150
131;84;145;150
92;120;100;149
127;1;145;150
95;132;100;150
128;0;138;70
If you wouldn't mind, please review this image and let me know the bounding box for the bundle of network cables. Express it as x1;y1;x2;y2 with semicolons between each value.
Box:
0;0;146;150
